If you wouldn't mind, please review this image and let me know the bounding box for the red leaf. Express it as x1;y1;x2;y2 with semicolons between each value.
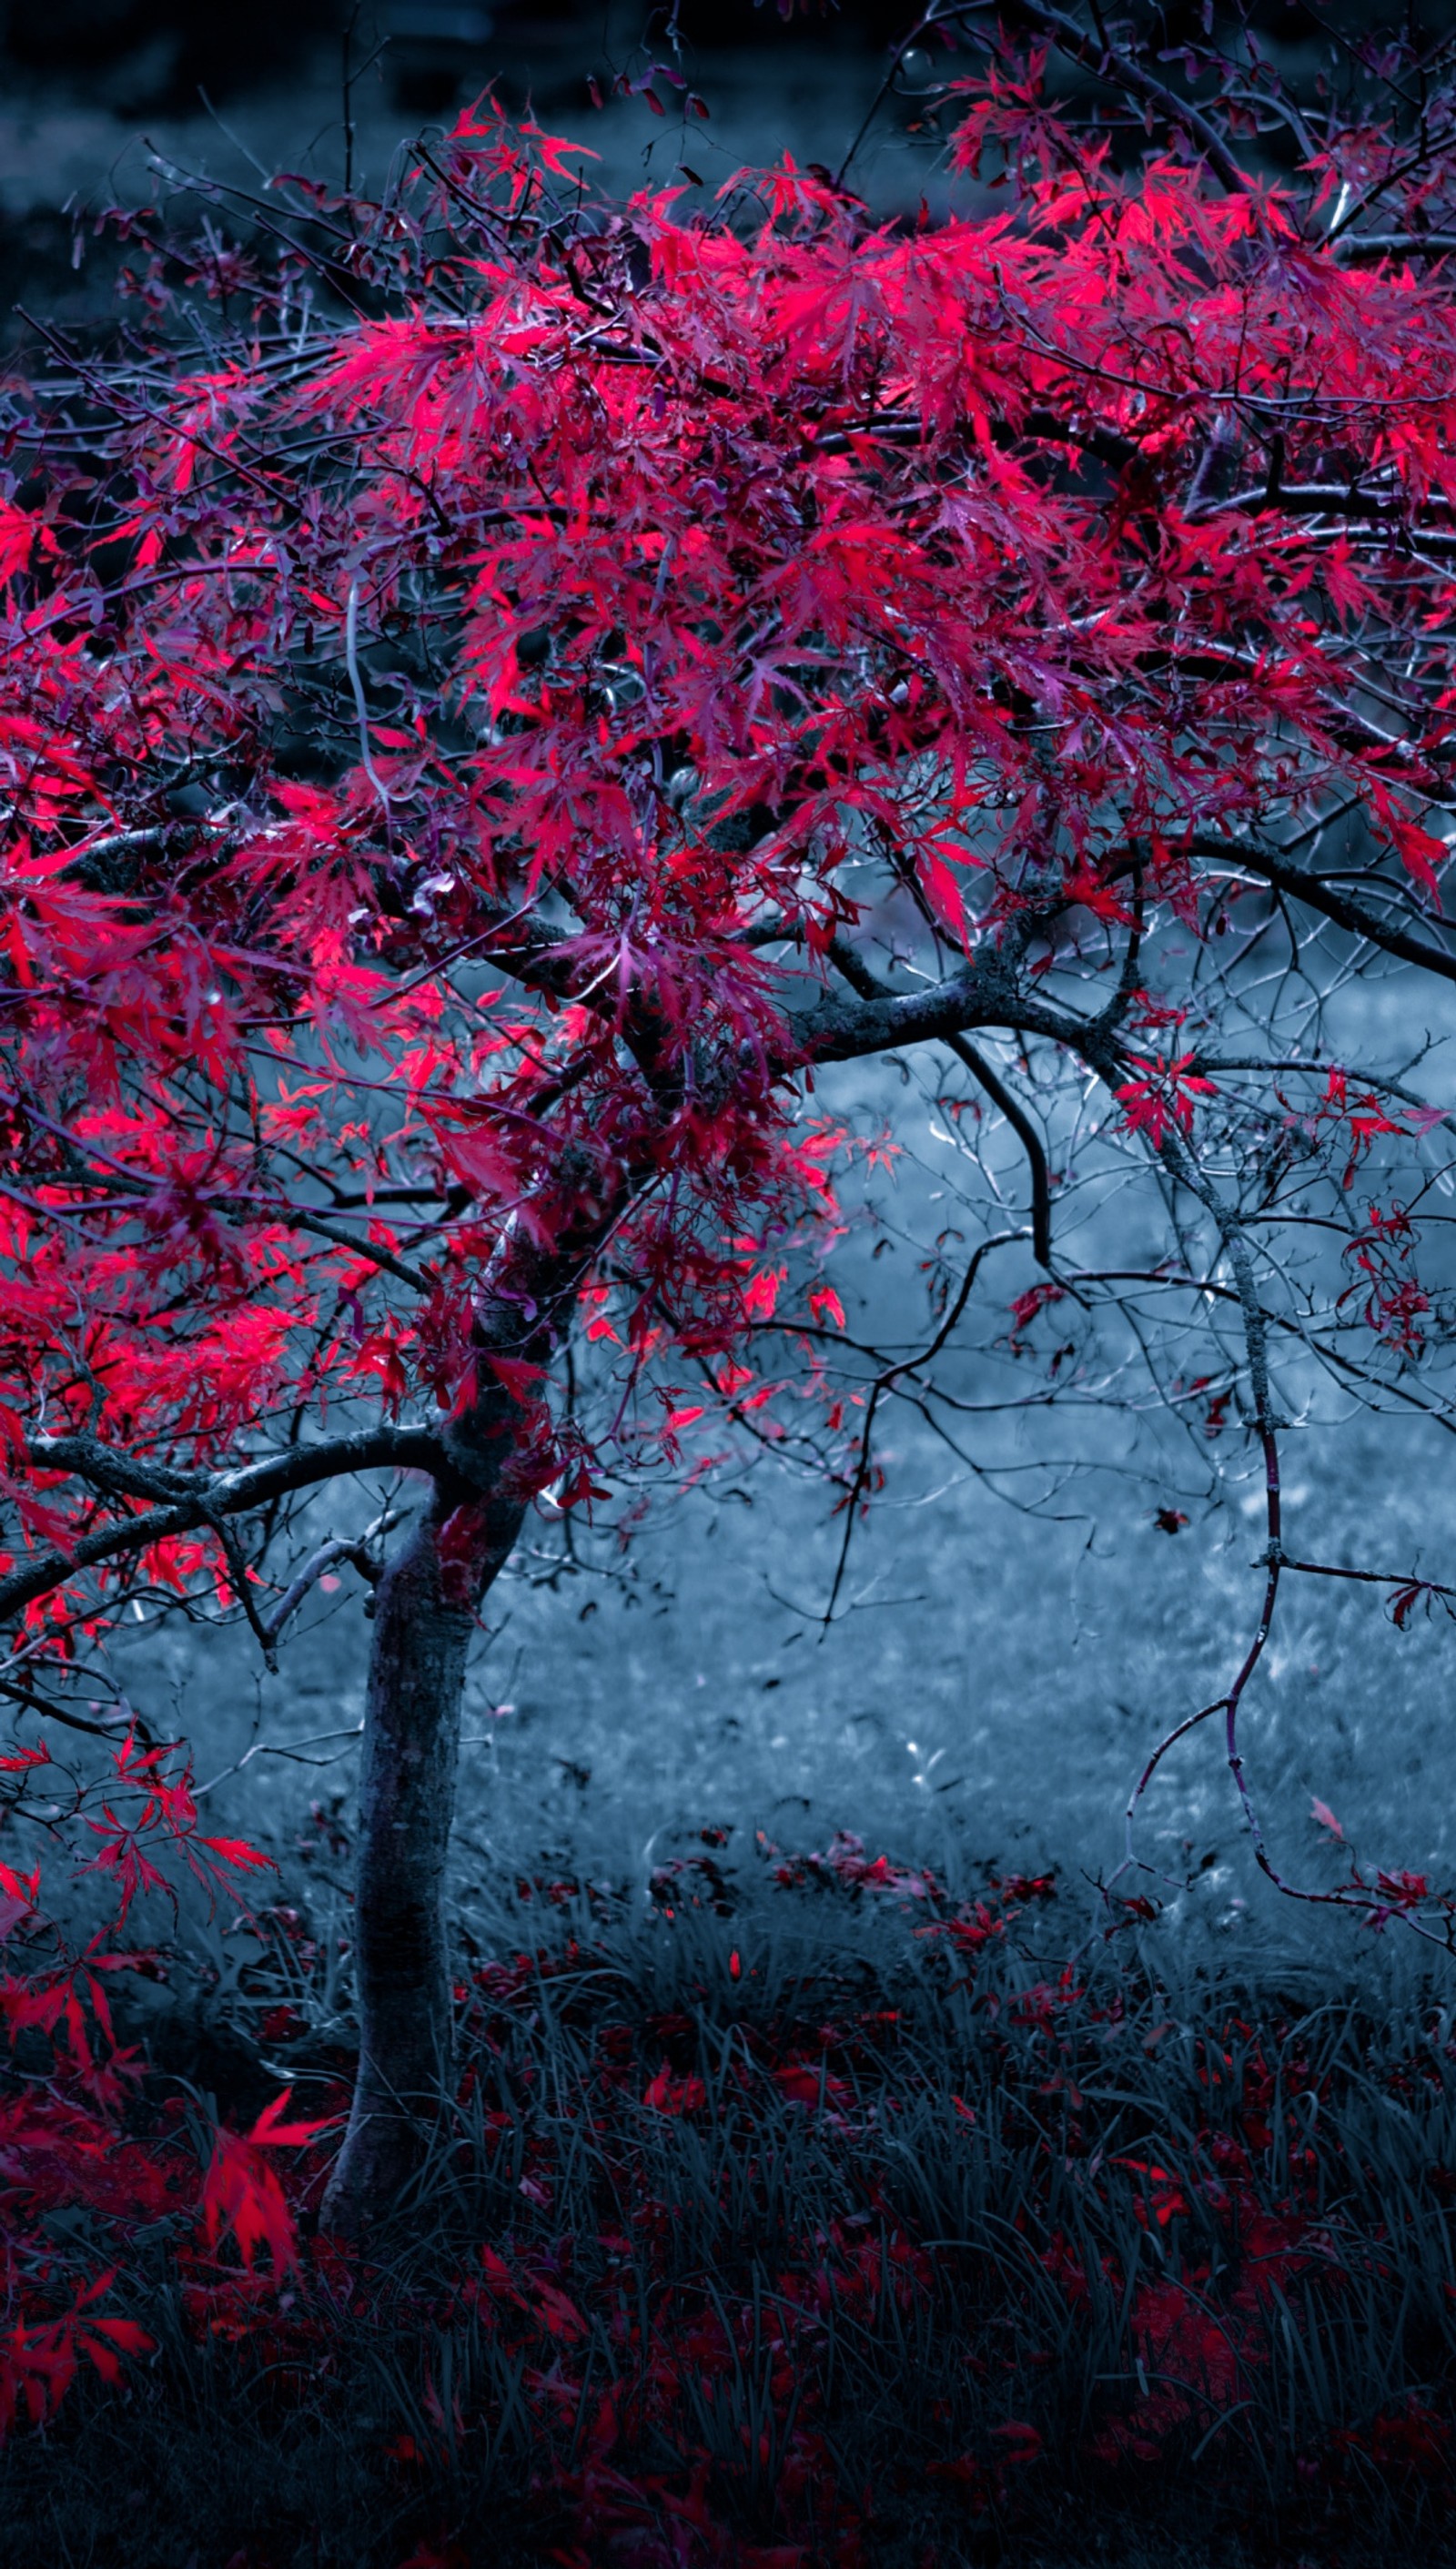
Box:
532;2281;587;2341
246;2085;339;2149
484;1352;547;1403
479;2244;522;2302
743;1269;784;1321
197;1836;276;1877
643;2063;706;2114
0;1741;50;1773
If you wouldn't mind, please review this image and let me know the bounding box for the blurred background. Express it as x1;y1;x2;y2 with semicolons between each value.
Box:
0;0;945;342
0;1;936;216
0;0;910;117
0;0;1361;212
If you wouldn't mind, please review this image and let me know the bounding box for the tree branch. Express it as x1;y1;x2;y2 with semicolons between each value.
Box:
0;1427;449;1627
943;1033;1053;1269
997;0;1256;202
797;946;1080;1064
260;1507;403;1646
1339;234;1456;258
1194;836;1456;984
819;936;1054;1262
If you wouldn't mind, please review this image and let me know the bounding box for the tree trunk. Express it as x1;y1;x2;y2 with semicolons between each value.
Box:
318;1207;611;2234
318;1468;524;2235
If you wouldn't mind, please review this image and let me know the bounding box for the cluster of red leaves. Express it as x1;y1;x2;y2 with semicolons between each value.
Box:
766;1827;937;1901
0;1716;332;2448
1338;1199;1433;1358
0;90;1453;1640
0;2049;338;2433
0;2267;154;2442
450;1892;1456;2550
1;1725;273;2108
198;2088;339;2278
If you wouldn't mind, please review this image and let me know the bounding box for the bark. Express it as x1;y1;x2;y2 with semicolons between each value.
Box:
318;1201;620;2233
318;1449;526;2234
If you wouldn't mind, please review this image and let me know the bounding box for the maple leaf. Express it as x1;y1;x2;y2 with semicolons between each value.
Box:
0;500;54;584
196;1836;275;1880
0;2267;155;2441
1390;816;1449;900
483;1351;549;1404
200;2089;338;2277
1376;1866;1429;1909
0;1740;49;1772
1117;1056;1219;1148
743;1269;784;1321
531;2281;587;2341
0;1860;41;1939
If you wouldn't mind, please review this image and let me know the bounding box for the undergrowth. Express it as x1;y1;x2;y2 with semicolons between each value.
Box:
6;1827;1456;2566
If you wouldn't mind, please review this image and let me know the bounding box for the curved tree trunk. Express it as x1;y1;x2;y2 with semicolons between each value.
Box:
319;1453;526;2235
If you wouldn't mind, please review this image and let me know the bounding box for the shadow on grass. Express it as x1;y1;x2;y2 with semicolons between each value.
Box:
6;1830;1456;2567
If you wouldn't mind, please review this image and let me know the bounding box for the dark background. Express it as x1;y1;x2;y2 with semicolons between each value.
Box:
0;0;913;116
1;0;1385;113
0;0;925;348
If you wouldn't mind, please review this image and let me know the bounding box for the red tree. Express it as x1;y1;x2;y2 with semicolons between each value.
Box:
5;5;1456;2227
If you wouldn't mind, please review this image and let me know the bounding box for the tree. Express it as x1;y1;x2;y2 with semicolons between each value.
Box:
5;2;1456;2228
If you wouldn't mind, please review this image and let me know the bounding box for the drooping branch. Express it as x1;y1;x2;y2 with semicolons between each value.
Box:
942;1033;1053;1269
824;936;1053;1266
820;1227;1027;1629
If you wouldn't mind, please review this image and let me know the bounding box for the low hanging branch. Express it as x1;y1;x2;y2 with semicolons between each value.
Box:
0;1431;449;1628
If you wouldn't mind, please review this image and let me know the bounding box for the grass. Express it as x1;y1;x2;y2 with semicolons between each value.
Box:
113;1293;1456;1982
8;1827;1456;2568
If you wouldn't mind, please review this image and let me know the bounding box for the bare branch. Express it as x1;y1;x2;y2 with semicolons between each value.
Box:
1195;837;1456;984
260;1506;404;1646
